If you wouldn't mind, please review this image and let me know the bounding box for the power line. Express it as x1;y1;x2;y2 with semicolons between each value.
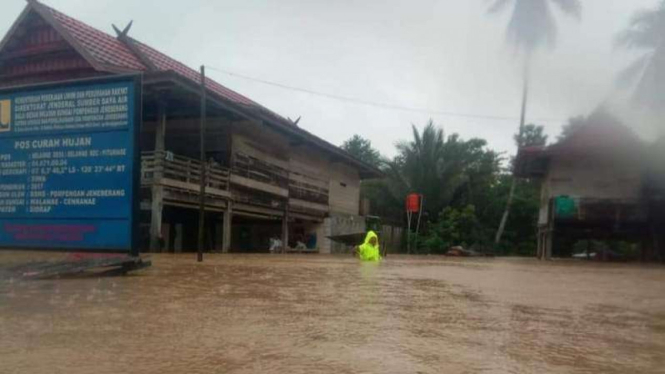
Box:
206;65;565;123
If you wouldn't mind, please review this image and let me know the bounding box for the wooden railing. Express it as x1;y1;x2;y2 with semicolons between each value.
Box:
142;151;230;193
142;151;330;209
232;152;289;189
289;170;329;205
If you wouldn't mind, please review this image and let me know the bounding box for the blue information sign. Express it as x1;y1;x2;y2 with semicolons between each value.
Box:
0;77;140;252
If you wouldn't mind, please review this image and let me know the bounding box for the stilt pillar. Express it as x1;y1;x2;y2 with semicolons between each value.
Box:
149;101;167;252
281;205;289;254
223;202;233;253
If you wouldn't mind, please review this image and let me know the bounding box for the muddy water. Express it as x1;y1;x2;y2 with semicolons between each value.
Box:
1;254;665;374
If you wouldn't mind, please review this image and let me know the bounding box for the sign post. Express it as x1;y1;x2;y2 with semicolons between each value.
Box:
0;75;141;255
405;193;423;254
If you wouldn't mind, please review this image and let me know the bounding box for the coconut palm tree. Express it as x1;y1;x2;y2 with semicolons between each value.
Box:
488;0;581;245
616;1;665;113
391;121;459;215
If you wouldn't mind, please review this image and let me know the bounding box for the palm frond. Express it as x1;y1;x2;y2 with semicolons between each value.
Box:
616;53;652;89
505;0;557;53
616;5;665;50
490;0;581;54
488;0;512;14
632;46;665;109
550;0;581;19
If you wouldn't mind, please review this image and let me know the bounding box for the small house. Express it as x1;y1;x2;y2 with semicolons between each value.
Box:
515;110;660;260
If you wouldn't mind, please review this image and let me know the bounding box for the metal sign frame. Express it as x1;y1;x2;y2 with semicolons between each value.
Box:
0;74;142;256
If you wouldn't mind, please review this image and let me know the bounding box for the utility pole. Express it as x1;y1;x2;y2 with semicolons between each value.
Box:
197;65;207;262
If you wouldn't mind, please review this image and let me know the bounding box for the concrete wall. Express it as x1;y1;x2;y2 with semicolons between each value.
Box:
316;213;366;254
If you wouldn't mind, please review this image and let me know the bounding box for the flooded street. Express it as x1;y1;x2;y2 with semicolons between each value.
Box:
1;254;665;374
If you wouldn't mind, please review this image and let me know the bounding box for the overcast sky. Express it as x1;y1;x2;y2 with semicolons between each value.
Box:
1;0;658;157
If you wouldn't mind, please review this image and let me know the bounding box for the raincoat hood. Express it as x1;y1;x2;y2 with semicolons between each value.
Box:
358;231;381;262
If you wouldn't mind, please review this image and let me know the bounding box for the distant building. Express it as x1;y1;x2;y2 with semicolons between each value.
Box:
515;110;663;260
0;1;383;253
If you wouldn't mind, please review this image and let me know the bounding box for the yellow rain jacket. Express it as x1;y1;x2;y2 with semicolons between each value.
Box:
358;231;381;262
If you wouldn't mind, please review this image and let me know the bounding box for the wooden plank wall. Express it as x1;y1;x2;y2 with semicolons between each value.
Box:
289;146;329;181
235;121;362;216
142;118;231;162
547;154;643;200
231;121;290;170
145;116;364;218
328;162;361;216
539;152;644;225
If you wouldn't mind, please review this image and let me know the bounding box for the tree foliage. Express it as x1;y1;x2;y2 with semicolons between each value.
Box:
343;120;542;256
341;135;382;169
345;121;542;255
488;0;581;55
421;205;483;255
381;120;502;217
616;1;665;111
515;123;548;147
557;116;586;141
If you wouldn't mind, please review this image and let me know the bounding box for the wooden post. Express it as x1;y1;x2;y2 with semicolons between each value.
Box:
197;65;206;262
149;101;166;252
281;205;289;254
544;230;553;260
223;202;232;253
541;198;555;260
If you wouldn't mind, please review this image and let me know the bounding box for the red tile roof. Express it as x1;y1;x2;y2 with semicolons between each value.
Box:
133;40;258;107
44;5;146;71
39;2;285;118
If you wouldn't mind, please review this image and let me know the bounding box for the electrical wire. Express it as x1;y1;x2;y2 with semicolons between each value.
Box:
206;65;564;123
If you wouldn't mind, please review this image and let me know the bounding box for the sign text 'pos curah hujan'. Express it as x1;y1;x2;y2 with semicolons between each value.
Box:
0;76;141;254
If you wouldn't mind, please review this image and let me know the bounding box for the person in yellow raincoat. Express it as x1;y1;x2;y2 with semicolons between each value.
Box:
356;231;381;262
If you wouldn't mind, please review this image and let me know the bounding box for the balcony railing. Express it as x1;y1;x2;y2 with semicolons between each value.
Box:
141;151;230;198
141;151;330;212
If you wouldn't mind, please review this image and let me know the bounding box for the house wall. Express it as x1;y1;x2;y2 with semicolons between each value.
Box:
289;146;331;185
145;117;365;208
289;145;361;216
231;121;291;170
328;163;361;216
142;118;231;161
538;152;644;225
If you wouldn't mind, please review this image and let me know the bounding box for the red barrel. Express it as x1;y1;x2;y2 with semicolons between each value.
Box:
406;193;421;213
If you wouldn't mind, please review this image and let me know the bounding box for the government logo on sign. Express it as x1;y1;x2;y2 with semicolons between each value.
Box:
0;99;10;132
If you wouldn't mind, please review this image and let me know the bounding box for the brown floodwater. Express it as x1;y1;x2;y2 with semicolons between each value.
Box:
1;253;665;374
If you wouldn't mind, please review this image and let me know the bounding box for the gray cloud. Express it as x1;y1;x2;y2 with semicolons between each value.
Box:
1;0;658;156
